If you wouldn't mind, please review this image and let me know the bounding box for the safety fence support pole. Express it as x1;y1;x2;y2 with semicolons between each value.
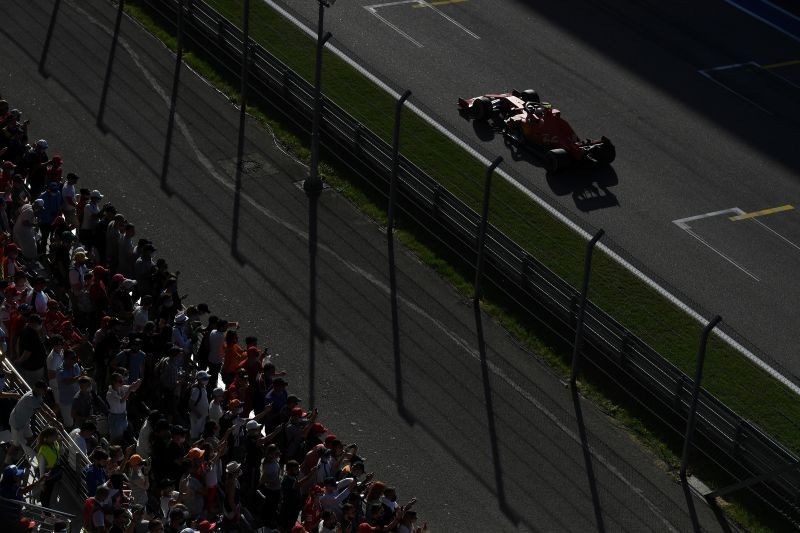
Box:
681;314;722;532
472;157;508;512
304;0;333;409
387;89;412;420
571;229;604;386
570;228;605;533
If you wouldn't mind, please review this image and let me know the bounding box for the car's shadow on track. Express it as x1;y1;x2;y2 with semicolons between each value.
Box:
506;139;620;212
547;165;620;212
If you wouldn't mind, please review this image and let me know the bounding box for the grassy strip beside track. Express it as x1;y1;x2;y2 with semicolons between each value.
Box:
123;1;797;529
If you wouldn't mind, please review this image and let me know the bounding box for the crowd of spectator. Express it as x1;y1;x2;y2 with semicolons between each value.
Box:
0;97;428;533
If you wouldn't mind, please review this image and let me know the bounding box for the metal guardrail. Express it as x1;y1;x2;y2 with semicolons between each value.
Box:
0;497;74;531
134;0;800;525
1;358;89;525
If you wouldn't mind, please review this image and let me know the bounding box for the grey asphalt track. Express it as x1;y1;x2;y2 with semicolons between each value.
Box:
2;0;731;531
272;0;800;380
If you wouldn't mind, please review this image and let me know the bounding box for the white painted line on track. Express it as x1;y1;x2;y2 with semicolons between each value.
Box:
697;64;774;115
364;4;424;48
414;0;480;39
751;219;800;253
263;0;800;398
364;0;479;47
673;208;761;282
725;0;800;43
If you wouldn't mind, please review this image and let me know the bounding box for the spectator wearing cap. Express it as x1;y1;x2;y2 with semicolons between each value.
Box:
71;375;95;429
80;189;103;249
208;387;225;424
113;337;146;384
61;172;79;227
57;349;81;426
37;181;62;254
302;484;325;531
189;371;211;439
107;371;143;442
12;199;39;260
108;273;132;318
124;454;149;506
279;393;303;425
172;313;192;355
14;314;47;386
46;154;63;183
221;461;243;529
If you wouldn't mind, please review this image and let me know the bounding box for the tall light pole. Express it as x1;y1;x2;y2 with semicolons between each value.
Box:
304;0;334;409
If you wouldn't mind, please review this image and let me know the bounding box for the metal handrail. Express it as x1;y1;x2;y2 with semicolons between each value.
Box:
0;496;74;531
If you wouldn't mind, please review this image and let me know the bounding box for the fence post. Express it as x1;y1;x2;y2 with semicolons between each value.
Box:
304;0;334;409
387;90;412;419
471;156;507;514
570;229;604;386
680;314;722;532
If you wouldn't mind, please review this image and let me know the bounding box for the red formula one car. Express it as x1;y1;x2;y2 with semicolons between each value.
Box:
458;89;615;173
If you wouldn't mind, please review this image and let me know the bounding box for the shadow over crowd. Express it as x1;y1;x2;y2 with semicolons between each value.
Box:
0;97;427;533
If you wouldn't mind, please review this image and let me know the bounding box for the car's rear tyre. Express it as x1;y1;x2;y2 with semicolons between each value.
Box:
545;148;570;173
473;96;493;120
521;89;540;103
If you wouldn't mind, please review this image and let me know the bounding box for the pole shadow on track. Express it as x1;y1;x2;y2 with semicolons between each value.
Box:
570;229;606;532
38;0;62;77
161;0;186;196
97;0;125;131
471;156;520;525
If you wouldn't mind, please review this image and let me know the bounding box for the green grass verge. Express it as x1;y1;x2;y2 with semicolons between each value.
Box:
123;1;797;529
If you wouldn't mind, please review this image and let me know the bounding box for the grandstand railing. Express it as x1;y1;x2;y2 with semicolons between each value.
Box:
128;0;800;525
0;496;74;531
